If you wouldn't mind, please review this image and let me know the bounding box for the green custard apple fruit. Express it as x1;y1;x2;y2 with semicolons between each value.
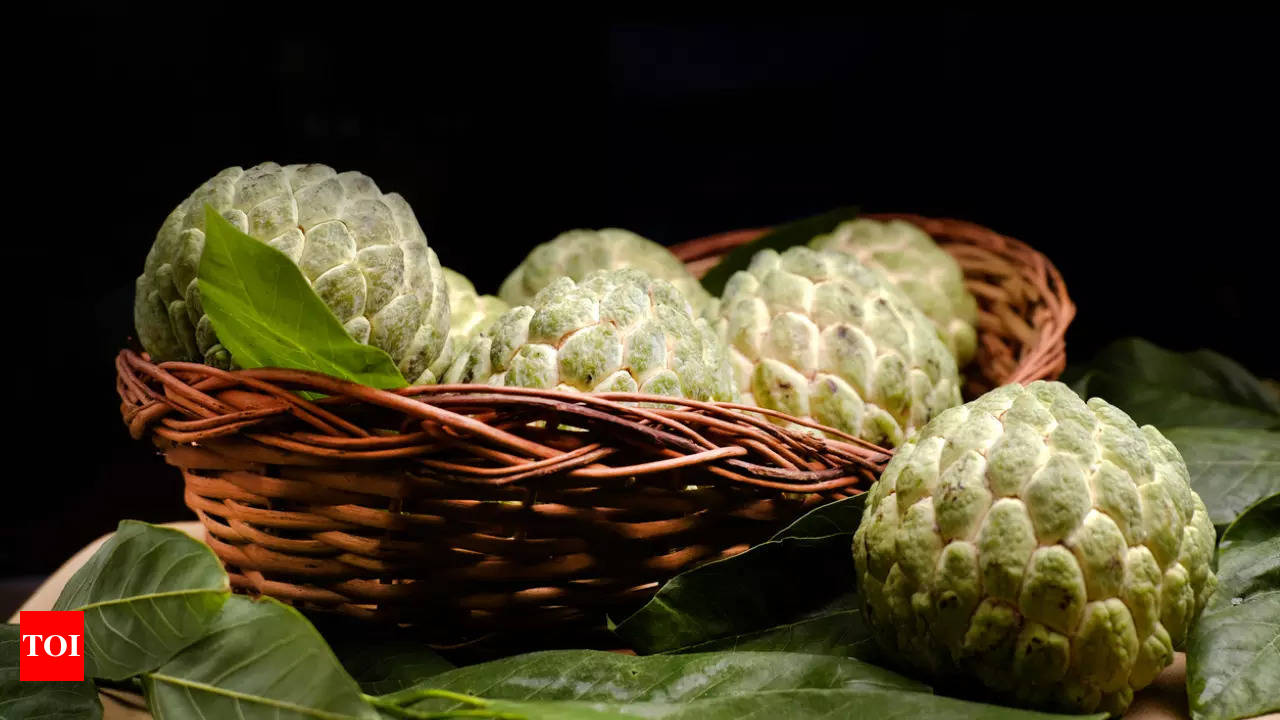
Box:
810;218;979;366
852;380;1218;716
718;246;962;447
440;266;509;376
134;162;451;383
447;268;734;401
498;228;715;316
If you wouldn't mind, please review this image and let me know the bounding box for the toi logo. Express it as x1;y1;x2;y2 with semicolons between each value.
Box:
18;611;85;681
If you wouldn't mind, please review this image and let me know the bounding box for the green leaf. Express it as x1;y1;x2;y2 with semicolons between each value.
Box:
698;206;860;296
1187;493;1280;720
763;493;868;541
198;205;407;389
391;694;620;720
327;629;453;696
614;495;865;654
673;595;874;659
1165;427;1280;530
1065;338;1280;430
376;688;1102;720
142;594;378;719
0;624;103;720
380;649;924;712
51;520;229;681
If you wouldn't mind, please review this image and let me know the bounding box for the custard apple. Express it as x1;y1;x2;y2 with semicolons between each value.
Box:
498;228;715;316
811;218;979;366
440;266;509;373
852;380;1218;716
447;268;734;401
134;162;451;383
719;246;962;447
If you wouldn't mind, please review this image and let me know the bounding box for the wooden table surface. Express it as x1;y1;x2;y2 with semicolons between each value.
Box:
13;523;1275;720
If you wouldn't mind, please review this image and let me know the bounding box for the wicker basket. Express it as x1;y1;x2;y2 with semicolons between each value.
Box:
673;213;1075;397
117;353;888;634
116;212;1071;636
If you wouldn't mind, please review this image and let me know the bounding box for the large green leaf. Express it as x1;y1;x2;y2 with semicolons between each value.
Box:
764;493;868;540
1187;493;1280;720
0;624;103;720
198;205;407;389
142;595;378;719
499;689;1106;720
51;520;229;681
375;687;1102;720
698;206;860;296
673;594;874;659
381;649;923;712
327;630;453;696
1165;427;1280;529
614;495;865;654
1065;338;1280;430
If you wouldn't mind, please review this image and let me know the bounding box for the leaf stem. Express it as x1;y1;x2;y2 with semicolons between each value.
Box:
373;687;490;707
363;690;528;719
360;691;524;717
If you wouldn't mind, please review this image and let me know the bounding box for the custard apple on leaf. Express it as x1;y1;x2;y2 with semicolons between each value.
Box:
810;218;979;365
438;266;509;381
852;380;1218;716
718;246;962;447
498;228;715;316
134;162;451;383
447;268;734;402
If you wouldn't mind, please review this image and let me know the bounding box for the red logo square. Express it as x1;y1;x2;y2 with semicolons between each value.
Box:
18;611;85;681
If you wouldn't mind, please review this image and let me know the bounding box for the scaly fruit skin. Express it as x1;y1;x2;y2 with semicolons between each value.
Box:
852;381;1218;716
719;246;961;447
439;267;509;381
810;218;979;366
498;228;715;316
447;268;734;402
134;162;451;383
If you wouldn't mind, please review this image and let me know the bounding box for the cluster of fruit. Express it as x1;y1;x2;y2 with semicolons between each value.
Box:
134;163;977;447
132;164;1217;716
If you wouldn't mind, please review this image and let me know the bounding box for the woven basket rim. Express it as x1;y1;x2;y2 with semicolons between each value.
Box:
118;349;889;491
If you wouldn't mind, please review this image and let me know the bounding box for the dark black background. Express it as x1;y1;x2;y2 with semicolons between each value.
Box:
4;12;1276;590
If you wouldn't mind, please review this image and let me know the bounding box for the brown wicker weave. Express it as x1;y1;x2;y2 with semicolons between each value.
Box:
117;350;887;633
672;213;1075;397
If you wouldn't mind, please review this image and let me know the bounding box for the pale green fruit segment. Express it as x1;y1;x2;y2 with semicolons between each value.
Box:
718;246;962;447
852;380;1218;716
135;163;451;383
811;218;979;365
499;228;715;316
437;267;509;383
447;268;734;402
